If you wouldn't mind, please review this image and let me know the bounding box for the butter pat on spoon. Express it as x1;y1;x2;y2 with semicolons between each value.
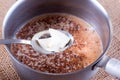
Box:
31;28;74;54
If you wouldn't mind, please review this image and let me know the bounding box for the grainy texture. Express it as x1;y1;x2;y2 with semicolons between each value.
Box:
0;0;120;80
11;13;102;73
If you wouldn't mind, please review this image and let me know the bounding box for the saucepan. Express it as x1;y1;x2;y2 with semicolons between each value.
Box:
2;0;120;80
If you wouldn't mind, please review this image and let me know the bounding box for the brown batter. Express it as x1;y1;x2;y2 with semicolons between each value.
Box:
11;13;103;73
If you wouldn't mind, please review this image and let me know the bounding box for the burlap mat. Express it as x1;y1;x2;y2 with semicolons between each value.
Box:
0;0;120;80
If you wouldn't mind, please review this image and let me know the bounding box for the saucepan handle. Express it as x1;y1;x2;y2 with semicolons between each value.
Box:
105;58;120;78
96;55;120;79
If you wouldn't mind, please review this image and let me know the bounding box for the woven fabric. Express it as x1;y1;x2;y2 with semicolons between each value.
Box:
0;0;120;80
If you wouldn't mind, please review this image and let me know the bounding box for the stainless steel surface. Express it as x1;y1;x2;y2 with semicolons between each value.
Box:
0;29;74;54
96;56;120;79
96;55;110;68
31;30;74;54
0;39;31;45
105;58;120;78
2;0;112;80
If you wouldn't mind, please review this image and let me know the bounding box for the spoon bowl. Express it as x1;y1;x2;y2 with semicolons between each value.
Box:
31;29;74;54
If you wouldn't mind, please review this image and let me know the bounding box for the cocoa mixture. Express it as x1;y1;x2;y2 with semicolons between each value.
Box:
11;13;103;73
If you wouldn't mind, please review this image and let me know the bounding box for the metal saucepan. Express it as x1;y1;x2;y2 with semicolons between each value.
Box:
2;0;120;80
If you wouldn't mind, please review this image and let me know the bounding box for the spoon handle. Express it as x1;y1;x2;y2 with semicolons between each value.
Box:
0;39;31;45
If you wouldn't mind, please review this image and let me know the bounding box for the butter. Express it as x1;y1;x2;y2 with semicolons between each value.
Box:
37;28;70;52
